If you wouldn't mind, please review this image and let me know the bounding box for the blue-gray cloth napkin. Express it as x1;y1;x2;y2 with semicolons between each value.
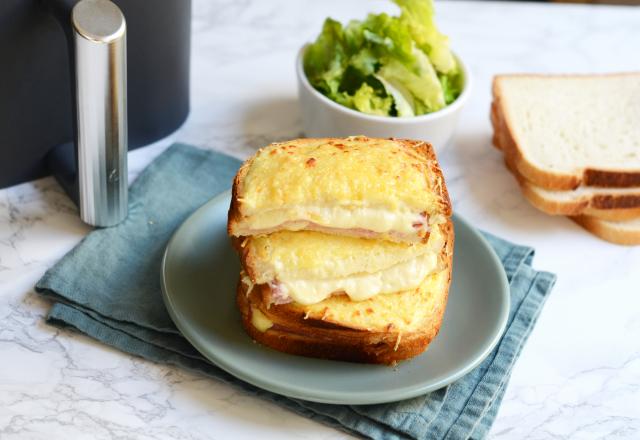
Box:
36;143;556;440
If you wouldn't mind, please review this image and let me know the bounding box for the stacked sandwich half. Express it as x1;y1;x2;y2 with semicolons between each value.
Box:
491;74;640;245
227;137;454;364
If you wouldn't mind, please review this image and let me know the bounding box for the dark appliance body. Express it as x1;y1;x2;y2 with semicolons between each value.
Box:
0;0;191;189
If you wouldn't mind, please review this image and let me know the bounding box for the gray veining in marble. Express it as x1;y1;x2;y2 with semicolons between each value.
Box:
1;1;640;439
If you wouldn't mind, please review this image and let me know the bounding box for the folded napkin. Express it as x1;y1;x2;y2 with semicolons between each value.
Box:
36;143;556;440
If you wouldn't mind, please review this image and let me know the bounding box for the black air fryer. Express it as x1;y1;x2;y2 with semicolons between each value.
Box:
0;0;191;226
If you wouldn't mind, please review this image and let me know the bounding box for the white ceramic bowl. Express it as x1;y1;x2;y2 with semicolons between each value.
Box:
296;45;472;153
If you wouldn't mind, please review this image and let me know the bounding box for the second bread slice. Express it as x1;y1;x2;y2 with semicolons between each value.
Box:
492;74;640;190
501;147;640;221
571;216;640;245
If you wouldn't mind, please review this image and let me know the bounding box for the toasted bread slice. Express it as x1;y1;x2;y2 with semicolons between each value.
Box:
570;216;640;245
228;137;451;243
234;222;446;306
492;74;640;190
498;134;640;221
513;171;640;221
236;220;454;364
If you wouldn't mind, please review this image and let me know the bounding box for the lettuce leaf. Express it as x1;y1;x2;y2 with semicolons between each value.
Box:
374;74;414;117
439;69;463;105
303;0;460;117
377;47;446;114
351;83;394;116
303;18;347;96
393;0;456;74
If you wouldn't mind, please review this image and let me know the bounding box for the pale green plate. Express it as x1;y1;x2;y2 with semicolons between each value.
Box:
161;190;509;405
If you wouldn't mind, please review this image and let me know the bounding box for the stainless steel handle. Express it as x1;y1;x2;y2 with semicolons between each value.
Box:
72;0;127;227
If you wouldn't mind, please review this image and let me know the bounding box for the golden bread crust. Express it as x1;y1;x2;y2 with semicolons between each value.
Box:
503;142;640;219
227;159;251;236
570;216;640;246
493;103;640;221
492;74;640;190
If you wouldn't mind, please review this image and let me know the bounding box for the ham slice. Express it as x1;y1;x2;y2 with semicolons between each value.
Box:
242;220;430;243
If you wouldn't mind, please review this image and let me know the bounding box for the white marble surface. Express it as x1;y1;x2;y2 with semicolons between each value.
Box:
2;0;640;438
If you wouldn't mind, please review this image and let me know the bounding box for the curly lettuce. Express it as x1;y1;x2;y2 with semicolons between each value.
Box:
303;0;461;117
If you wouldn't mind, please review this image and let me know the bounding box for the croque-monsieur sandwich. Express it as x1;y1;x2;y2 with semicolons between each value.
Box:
228;137;453;364
228;137;450;242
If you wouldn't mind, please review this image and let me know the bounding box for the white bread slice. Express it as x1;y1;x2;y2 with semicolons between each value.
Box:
520;180;640;221
500;145;640;221
571;216;640;245
492;74;640;190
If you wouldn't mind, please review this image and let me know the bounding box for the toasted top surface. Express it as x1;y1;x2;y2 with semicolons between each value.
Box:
237;137;449;216
245;222;445;282
298;267;450;332
494;74;640;172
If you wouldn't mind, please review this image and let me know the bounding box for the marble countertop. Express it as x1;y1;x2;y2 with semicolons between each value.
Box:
2;0;640;438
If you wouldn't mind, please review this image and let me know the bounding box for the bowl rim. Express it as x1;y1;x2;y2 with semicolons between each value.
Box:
296;44;472;124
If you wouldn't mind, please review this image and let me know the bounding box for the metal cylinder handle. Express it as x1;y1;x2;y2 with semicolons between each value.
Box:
72;0;127;227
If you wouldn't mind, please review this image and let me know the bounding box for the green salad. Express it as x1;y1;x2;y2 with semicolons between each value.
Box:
303;0;462;117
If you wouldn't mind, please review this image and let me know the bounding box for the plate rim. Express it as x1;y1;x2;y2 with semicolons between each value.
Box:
160;190;510;404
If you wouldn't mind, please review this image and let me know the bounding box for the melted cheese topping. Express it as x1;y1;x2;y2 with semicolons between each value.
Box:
245;205;426;235
239;137;444;216
279;252;439;305
250;306;273;332
300;267;449;332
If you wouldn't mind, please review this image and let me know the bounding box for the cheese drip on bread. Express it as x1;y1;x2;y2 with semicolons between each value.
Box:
275;251;439;305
